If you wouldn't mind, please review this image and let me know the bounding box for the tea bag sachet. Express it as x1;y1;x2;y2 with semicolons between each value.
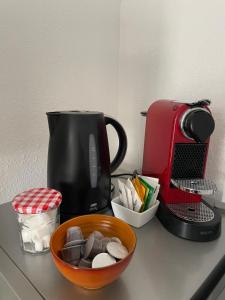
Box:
143;176;160;207
139;178;154;211
139;175;160;207
138;176;160;211
118;175;159;213
132;176;146;202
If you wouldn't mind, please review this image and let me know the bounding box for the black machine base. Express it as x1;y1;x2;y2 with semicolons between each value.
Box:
157;200;221;242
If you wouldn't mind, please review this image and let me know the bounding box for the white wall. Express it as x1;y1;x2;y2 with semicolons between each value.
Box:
0;0;121;203
1;0;225;205
118;0;225;204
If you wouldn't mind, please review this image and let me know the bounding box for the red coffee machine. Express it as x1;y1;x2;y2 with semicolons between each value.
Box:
142;99;221;241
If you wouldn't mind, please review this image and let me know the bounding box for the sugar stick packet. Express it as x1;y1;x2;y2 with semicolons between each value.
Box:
126;178;142;212
118;180;129;208
118;179;142;212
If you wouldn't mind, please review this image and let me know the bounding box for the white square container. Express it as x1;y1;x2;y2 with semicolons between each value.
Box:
111;196;160;228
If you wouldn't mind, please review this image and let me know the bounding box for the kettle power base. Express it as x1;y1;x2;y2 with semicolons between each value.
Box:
157;200;221;242
60;205;113;224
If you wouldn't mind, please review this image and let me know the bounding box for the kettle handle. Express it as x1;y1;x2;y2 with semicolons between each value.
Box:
105;116;127;173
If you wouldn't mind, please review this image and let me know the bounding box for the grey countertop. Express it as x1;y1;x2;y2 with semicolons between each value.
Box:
0;202;225;300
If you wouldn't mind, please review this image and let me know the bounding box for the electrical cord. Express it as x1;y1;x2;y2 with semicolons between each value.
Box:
111;173;133;178
111;171;139;193
111;170;139;178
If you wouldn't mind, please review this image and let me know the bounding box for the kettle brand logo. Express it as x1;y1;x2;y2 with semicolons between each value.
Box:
90;203;98;212
200;230;213;235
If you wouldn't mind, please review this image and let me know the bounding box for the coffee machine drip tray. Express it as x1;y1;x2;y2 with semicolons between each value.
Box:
167;202;214;223
157;200;221;242
171;178;217;195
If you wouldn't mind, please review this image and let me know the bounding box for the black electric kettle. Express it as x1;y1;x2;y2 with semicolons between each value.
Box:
47;111;127;222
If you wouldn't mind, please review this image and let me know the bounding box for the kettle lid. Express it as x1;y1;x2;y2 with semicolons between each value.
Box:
46;111;103;115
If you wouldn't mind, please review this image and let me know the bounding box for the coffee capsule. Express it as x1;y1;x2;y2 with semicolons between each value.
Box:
78;258;92;268
64;239;86;248
89;230;104;240
70;259;80;266
101;237;111;252
61;244;82;262
66;226;83;243
92;253;116;268
80;244;85;257
106;242;128;259
84;235;103;259
111;237;122;244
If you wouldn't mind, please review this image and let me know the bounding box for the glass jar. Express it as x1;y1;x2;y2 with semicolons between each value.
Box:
17;208;59;253
12;188;62;254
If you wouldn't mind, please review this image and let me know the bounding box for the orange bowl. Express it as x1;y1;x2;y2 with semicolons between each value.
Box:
50;214;137;289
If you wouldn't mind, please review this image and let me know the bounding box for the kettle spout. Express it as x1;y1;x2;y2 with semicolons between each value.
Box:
46;112;60;136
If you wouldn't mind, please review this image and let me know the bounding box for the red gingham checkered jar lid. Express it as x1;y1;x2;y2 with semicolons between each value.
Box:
12;188;62;214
